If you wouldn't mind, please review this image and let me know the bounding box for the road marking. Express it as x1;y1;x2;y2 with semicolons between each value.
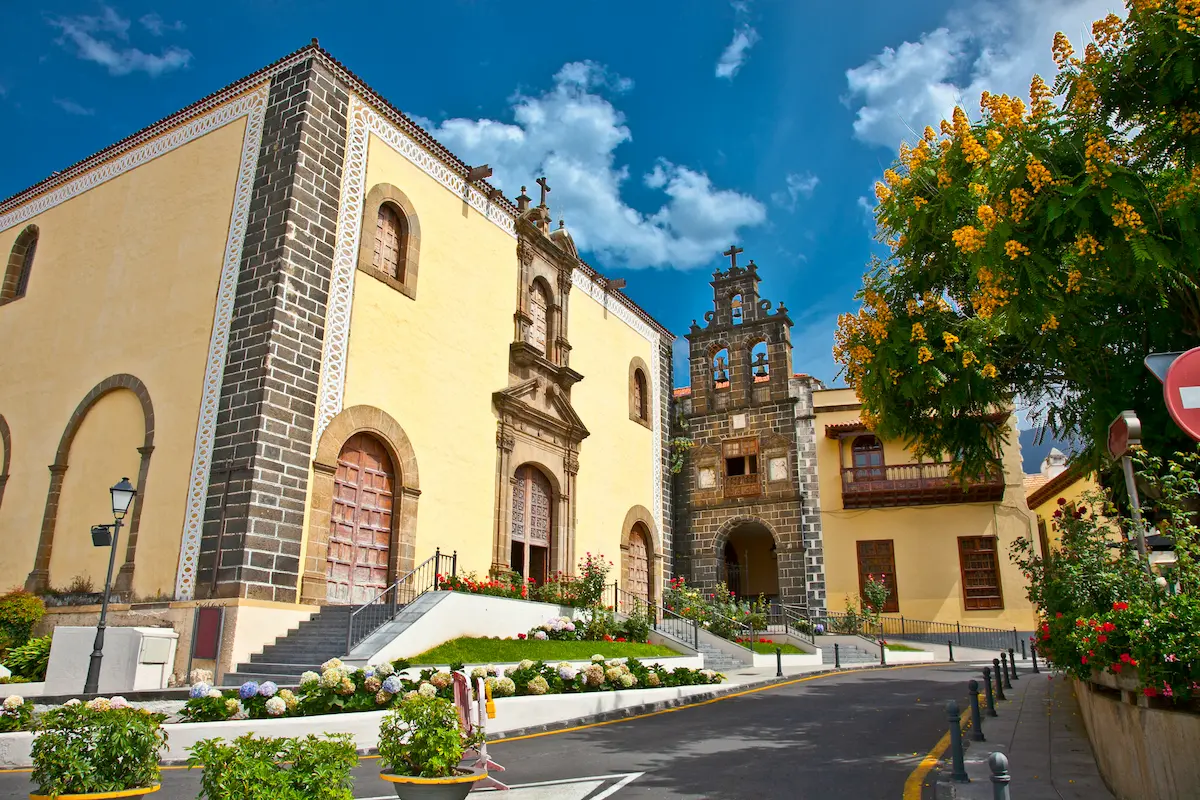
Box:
356;773;643;800
901;703;972;800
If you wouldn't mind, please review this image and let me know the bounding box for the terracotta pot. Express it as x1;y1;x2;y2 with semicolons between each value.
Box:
379;767;488;800
30;785;160;800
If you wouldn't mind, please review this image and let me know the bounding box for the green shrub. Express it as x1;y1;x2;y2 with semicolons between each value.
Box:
378;695;479;778
0;590;45;652
6;634;51;680
620;603;652;643
188;733;357;800
32;701;167;796
0;695;32;732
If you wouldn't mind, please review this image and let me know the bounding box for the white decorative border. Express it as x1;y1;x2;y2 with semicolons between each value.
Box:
174;88;271;600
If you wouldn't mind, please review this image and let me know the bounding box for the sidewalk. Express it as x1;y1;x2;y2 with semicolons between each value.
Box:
939;670;1114;799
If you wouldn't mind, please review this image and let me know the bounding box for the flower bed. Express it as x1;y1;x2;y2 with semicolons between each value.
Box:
438;553;614;608
734;638;805;655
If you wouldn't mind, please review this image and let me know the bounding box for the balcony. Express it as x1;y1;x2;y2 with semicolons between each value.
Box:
840;462;1005;509
724;472;762;499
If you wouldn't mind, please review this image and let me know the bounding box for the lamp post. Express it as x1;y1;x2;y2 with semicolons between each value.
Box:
83;477;137;695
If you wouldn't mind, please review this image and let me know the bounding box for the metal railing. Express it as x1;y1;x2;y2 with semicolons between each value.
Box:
653;605;700;650
808;610;1020;652
765;604;816;646
346;548;457;654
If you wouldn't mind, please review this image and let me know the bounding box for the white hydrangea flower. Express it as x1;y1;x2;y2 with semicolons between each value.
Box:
265;696;286;716
518;659;535;671
299;671;320;686
2;696;23;711
418;682;437;698
206;689;223;699
591;654;605;663
320;657;344;671
375;662;395;677
470;666;489;680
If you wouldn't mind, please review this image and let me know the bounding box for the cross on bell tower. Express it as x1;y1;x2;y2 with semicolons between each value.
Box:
723;244;743;270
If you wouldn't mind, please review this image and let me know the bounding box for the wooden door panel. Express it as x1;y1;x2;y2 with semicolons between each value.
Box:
326;433;396;604
855;539;899;613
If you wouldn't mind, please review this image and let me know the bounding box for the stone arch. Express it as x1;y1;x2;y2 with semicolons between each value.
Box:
627;355;651;427
0;414;10;514
25;374;156;593
358;183;422;299
712;514;782;555
712;515;785;599
620;504;661;606
1;224;38;304
301;405;420;604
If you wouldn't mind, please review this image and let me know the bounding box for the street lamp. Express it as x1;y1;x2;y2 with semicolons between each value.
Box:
83;477;137;694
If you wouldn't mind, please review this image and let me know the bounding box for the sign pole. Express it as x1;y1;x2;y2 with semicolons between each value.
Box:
1107;410;1152;574
1119;453;1149;563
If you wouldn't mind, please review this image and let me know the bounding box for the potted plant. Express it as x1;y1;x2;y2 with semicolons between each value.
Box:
187;733;357;800
29;697;167;799
377;693;486;799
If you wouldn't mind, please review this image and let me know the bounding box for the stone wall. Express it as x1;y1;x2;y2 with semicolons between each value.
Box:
790;375;825;613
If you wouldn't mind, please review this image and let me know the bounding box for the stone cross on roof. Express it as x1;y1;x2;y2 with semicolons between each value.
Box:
536;176;551;208
723;244;743;269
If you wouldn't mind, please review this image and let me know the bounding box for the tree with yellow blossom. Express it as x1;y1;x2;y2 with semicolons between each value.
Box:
835;1;1200;479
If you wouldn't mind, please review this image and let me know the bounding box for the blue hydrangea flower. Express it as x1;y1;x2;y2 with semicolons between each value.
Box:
239;681;259;700
382;675;403;695
258;681;278;697
363;666;376;678
189;683;212;699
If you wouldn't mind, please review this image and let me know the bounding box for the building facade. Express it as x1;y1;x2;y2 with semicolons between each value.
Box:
0;44;672;675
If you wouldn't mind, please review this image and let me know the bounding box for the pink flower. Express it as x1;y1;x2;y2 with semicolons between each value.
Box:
1163;683;1174;698
1166;654;1179;662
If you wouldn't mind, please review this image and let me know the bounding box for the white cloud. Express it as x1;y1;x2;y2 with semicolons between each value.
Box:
53;97;95;116
139;13;185;37
50;5;192;77
845;0;1116;148
716;26;761;80
771;172;819;211
426;61;767;269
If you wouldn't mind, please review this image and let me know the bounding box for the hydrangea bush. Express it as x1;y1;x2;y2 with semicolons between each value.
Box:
0;694;32;733
187;733;357;800
31;701;167;797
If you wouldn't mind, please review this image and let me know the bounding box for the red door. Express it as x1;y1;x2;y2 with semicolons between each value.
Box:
326;433;395;604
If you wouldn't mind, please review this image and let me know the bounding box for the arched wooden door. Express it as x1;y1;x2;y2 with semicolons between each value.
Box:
327;433;395;604
628;523;650;605
511;464;553;584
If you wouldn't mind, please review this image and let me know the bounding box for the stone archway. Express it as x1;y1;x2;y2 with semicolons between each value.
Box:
620;504;661;608
24;374;155;594
711;515;784;603
301;405;420;605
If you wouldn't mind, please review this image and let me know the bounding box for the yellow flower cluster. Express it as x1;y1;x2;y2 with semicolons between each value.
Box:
980;92;1027;129
1040;314;1059;333
883;168;908;189
1128;0;1162;14
1085;134;1114;182
1027;155;1054;193
981;363;999;379
1010;188;1033;222
1182;110;1200;135
1111;198;1145;234
923;126;937;142
1083;43;1102;66
906;298;922;315
962;352;978;368
942;331;959;351
1075;232;1104;256
1092;14;1124;48
970;182;989;198
1066;269;1083;293
1029;75;1054;119
972;266;1011;319
913;196;928;210
1052;32;1075;69
977;204;998;229
1005;240;1031;260
903;140;932;171
952;225;989;253
917;346;934;364
986;129;1004;150
1069;76;1099;114
953;107;990;165
1179;0;1200;32
911;322;927;342
875;182;892;203
937;169;952;189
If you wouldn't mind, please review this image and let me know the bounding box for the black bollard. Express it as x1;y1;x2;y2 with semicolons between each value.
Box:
1020;639;1027;660
948;639;955;662
834;643;841;668
982;667;998;716
989;752;1012;800
993;658;1006;701
1031;643;1040;674
1000;652;1013;689
776;646;783;678
1008;648;1019;680
968;679;985;741
947;700;969;783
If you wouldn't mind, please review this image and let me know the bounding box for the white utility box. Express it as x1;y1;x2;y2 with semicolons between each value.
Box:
43;626;178;695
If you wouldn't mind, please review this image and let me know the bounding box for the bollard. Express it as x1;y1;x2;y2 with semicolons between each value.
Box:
993;658;1006;701
982;667;998;716
834;643;841;668
968;680;985;741
776;647;783;678
1000;652;1013;689
1031;643;1040;673
881;642;887;666
1020;639;1027;660
989;752;1012;800
948;639;955;662
1008;648;1019;680
946;700;970;783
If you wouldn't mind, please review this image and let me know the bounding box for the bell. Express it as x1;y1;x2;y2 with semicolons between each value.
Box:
754;364;769;378
715;369;729;383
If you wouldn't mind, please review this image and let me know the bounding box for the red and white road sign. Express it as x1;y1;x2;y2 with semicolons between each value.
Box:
1164;346;1200;442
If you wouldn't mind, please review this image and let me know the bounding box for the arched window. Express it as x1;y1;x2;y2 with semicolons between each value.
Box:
711;347;730;388
2;225;38;304
528;282;549;354
511;464;553;585
632;369;648;421
851;435;885;481
373;203;404;280
731;293;743;325
750;341;770;382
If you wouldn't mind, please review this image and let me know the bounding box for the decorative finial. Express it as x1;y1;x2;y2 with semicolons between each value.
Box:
558;219;565;229
516;186;531;214
311;37;319;47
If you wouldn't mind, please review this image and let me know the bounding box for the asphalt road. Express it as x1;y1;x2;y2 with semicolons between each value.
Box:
0;664;980;800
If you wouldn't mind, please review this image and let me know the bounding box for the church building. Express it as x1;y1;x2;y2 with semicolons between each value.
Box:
0;42;671;672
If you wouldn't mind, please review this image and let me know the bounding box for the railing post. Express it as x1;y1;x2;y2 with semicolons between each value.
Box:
900;616;906;637
993;659;1006;701
1001;652;1013;689
435;547;441;576
946;700;969;783
948;640;955;662
1031;643;1040;673
968;679;985;741
989;752;1011;800
982;667;997;716
692;619;699;650
346;613;353;656
834;643;841;668
1008;648;1019;680
956;621;962;646
776;647;783;678
1012;628;1018;652
880;641;887;666
452;550;458;578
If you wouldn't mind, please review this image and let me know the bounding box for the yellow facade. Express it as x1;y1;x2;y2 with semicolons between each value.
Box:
815;388;1039;630
1027;470;1104;552
0;114;250;598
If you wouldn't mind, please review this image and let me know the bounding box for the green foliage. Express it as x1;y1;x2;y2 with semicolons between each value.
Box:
378;696;475;779
408;637;678;664
180;692;241;723
575;553;612;608
619;602;652;643
662;577;765;640
187;734;357;800
6;634;52;680
669;412;694;475
835;4;1200;477
31;703;167;796
0;696;33;732
0;590;45;655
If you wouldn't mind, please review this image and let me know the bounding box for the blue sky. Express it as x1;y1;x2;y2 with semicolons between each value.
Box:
0;0;1116;392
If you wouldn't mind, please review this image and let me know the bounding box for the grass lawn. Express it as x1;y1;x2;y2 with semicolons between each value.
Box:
409;637;682;665
883;643;925;652
741;641;805;655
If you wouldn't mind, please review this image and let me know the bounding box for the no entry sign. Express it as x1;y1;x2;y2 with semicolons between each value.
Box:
1164;346;1200;442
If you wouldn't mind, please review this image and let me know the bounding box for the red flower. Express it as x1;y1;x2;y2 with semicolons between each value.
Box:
1097;635;1108;644
1102;621;1116;633
1120;653;1132;663
616;637;627;642
1057;497;1067;506
1055;612;1063;618
1112;663;1122;673
1144;687;1158;697
1113;602;1129;612
603;634;614;642
1082;655;1089;665
1076;619;1087;627
518;633;526;640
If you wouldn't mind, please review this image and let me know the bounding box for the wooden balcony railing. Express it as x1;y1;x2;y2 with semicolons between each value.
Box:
840;462;1004;509
724;473;762;499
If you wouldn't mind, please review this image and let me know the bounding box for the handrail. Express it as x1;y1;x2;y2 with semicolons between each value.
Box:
345;548;457;654
703;608;756;653
771;604;816;646
807;610;1020;651
653;605;700;651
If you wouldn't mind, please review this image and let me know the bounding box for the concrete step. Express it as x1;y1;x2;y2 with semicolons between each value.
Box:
234;661;325;676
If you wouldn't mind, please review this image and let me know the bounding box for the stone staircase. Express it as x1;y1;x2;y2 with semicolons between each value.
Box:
223;605;354;685
696;640;747;672
816;635;879;666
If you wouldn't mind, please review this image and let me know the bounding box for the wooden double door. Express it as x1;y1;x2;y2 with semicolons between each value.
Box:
327;433;395;605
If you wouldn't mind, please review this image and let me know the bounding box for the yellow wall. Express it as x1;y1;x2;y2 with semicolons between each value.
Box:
1029;473;1104;551
814;388;1038;629
0;114;250;597
569;291;658;578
